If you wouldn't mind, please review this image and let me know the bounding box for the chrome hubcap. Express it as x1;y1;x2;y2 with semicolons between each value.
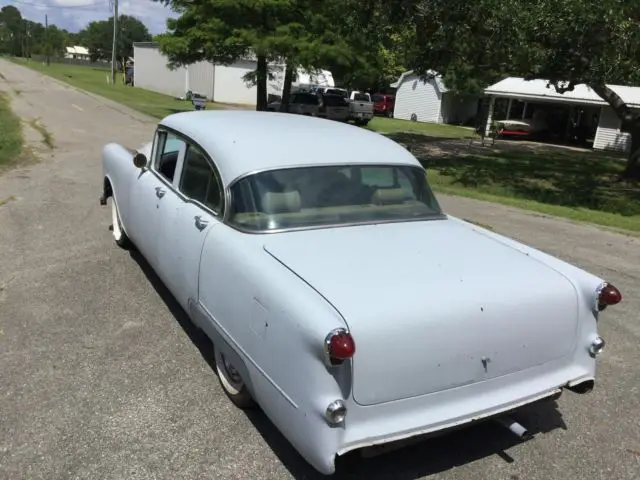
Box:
222;354;242;385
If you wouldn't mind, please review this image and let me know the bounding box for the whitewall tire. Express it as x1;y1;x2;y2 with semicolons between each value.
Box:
111;196;131;249
214;347;256;409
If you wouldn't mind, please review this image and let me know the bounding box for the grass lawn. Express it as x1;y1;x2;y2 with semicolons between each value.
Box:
367;116;473;138
10;58;222;118
13;58;472;139
422;148;640;233
0;91;25;172
11;58;639;232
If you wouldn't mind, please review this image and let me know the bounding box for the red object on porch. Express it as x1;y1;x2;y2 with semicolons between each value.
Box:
498;129;533;137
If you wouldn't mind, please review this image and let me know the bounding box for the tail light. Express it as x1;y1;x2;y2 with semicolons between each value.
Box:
324;328;355;366
595;282;622;311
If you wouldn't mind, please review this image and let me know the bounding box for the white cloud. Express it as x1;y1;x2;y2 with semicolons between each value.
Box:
3;0;177;34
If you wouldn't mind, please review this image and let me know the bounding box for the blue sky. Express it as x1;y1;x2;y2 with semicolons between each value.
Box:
4;0;178;35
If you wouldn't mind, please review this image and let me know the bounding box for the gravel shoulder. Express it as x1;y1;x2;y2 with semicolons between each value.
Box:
0;59;638;480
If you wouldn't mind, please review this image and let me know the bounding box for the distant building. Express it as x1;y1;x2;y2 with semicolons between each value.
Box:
132;42;333;106
391;70;480;125
64;46;90;61
484;77;640;153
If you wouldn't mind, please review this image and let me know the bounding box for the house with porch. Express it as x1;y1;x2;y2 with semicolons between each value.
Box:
483;77;640;153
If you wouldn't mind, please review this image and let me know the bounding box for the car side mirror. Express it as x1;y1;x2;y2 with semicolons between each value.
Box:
133;152;147;169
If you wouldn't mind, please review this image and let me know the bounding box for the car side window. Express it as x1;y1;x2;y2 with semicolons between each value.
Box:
155;130;185;182
179;143;223;213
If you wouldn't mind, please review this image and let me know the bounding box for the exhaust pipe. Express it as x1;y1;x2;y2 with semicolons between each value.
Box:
495;416;533;441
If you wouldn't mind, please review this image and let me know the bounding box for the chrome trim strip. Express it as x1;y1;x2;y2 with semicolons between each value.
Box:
225;214;448;235
225;162;424;192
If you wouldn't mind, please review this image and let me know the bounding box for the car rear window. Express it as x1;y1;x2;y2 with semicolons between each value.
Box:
352;93;369;101
325;88;348;98
296;94;319;105
228;165;444;232
323;95;348;107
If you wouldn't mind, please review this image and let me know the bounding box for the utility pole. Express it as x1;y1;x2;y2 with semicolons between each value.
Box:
45;14;50;66
110;0;118;85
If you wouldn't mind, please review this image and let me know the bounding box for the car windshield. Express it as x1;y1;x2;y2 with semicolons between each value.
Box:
228;164;444;232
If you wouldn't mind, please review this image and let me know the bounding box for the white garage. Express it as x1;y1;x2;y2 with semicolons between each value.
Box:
132;43;334;107
133;42;271;105
390;70;480;125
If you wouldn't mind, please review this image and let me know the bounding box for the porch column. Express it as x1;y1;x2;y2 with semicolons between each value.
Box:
485;96;496;136
565;106;574;139
506;98;513;119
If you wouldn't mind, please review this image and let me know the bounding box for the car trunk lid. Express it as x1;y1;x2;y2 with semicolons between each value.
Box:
263;219;579;406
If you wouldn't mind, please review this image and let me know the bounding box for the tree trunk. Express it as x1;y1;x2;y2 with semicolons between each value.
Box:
255;55;268;111
590;84;640;180
279;62;295;113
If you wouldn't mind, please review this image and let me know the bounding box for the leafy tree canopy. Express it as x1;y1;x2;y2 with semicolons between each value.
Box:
84;15;152;61
153;0;376;108
392;0;640;177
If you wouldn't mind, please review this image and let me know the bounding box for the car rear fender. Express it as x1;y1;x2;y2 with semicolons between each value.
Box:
196;229;354;470
198;229;353;404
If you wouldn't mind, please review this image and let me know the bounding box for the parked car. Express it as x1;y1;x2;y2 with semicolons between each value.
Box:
100;110;622;476
372;93;395;117
317;93;350;121
267;92;349;122
266;91;319;116
315;87;374;125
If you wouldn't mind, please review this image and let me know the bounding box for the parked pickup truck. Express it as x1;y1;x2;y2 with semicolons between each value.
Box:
347;91;374;126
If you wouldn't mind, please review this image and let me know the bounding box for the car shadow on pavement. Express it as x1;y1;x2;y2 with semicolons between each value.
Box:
246;398;567;480
128;249;216;370
128;248;568;480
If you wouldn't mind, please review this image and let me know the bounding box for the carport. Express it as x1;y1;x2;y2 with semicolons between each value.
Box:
483;77;640;153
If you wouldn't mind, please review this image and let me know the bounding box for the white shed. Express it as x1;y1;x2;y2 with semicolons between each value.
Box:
390;70;479;125
484;77;640;153
133;43;334;106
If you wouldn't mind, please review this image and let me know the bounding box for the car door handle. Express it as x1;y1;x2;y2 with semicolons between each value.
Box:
194;216;208;231
155;186;166;198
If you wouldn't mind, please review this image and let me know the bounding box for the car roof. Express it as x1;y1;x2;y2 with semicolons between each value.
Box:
158;110;421;187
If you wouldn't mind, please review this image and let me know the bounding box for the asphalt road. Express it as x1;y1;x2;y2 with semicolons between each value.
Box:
0;59;639;480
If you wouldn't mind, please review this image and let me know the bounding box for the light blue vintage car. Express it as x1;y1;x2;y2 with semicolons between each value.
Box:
100;110;622;475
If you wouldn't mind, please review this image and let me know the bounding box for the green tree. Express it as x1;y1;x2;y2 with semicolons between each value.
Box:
153;0;373;111
0;5;24;56
395;0;640;179
84;15;152;61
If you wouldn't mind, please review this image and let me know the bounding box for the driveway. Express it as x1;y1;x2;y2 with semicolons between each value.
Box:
0;59;639;480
